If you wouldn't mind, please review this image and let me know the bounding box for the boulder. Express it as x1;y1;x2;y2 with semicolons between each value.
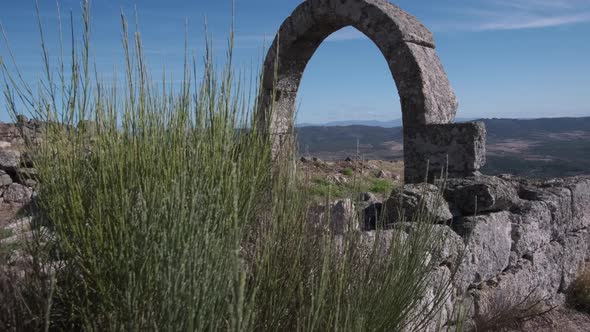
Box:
0;170;12;186
3;183;33;204
307;199;358;235
444;175;520;215
455;212;512;291
0;149;21;171
363;202;382;230
385;183;452;224
331;199;357;234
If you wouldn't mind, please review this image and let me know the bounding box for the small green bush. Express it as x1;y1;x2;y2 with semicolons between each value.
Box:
370;179;393;194
341;167;353;176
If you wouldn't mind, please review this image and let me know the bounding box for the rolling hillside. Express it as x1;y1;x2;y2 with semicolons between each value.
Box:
296;117;590;178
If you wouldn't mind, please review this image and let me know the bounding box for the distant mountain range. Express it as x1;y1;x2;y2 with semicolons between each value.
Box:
296;116;590;178
296;118;476;128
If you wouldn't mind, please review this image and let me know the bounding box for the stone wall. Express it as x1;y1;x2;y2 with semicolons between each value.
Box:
0;117;42;206
313;174;590;328
374;175;590;328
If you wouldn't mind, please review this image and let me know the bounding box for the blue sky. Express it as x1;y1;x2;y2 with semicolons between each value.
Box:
1;0;589;124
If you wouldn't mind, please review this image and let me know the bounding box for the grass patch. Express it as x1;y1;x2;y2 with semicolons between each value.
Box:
341;167;353;176
370;178;394;194
308;177;346;199
306;175;398;202
0;228;13;241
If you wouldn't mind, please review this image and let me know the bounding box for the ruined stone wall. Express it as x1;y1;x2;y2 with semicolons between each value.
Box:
0;118;43;205
379;175;590;329
308;174;590;328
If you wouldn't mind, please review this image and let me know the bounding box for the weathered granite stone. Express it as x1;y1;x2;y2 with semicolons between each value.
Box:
3;183;33;204
385;183;452;224
509;201;552;258
0;170;12;186
308;199;359;234
0;149;21;171
398;223;465;267
444;175;520;215
455;212;512;291
331;199;358;234
404;122;486;183
443;176;590;320
258;0;481;181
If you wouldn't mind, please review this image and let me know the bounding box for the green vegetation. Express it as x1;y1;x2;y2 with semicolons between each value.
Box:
370;179;393;194
307;176;397;201
0;229;13;241
308;177;347;198
342;167;354;176
0;2;455;330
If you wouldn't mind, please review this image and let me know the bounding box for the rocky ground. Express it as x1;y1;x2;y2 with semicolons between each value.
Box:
510;307;590;332
299;156;403;201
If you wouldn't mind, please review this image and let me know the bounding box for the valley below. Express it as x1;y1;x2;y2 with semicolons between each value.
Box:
297;116;590;178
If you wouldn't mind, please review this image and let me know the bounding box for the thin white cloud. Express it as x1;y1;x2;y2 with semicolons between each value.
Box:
431;0;590;31
477;12;590;30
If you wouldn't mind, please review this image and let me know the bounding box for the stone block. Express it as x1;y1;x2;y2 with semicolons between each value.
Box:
404;122;486;183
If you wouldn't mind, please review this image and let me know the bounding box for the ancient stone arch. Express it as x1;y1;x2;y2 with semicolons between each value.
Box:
258;0;486;183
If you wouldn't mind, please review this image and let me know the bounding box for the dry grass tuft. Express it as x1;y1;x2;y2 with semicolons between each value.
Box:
473;286;554;332
568;265;590;313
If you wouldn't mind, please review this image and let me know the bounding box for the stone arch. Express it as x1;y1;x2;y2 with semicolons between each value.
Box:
259;0;486;183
